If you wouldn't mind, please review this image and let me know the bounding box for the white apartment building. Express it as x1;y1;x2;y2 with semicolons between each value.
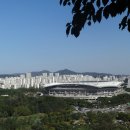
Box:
0;73;123;89
128;77;130;88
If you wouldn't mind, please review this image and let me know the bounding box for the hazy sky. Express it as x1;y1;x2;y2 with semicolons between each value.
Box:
0;0;130;74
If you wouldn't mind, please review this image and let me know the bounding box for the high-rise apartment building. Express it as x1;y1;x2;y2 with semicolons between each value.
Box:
20;74;25;79
26;73;31;78
55;73;59;77
128;77;130;88
42;73;47;77
49;73;53;77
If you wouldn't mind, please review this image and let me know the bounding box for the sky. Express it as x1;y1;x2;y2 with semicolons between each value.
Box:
0;0;130;75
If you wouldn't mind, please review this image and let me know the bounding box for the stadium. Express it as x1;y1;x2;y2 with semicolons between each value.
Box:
43;81;123;99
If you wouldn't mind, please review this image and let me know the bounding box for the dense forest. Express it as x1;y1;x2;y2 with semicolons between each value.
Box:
0;88;130;130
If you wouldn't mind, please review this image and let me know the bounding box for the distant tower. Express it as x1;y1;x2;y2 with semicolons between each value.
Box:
26;73;31;78
42;73;48;77
128;77;130;88
49;73;53;77
20;74;25;79
55;73;59;77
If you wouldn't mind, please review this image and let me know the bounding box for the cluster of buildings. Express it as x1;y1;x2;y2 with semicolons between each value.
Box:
0;72;129;99
44;81;124;100
0;72;122;89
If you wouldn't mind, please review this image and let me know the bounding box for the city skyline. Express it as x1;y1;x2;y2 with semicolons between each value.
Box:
0;70;125;99
0;70;123;89
0;0;130;74
0;68;129;76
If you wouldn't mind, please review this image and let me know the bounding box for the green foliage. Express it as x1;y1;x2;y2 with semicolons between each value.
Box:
14;106;32;116
0;88;130;130
125;88;130;92
86;112;129;130
0;111;130;130
71;113;81;120
60;0;130;37
31;118;43;130
97;93;130;107
116;112;130;122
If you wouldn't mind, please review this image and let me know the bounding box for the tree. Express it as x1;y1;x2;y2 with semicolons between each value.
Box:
31;118;43;130
60;0;130;37
14;106;31;116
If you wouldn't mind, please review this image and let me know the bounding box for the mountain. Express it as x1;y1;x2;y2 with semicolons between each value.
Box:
0;70;51;78
83;72;112;77
31;70;50;77
55;69;77;75
0;69;127;78
0;74;21;78
55;69;113;77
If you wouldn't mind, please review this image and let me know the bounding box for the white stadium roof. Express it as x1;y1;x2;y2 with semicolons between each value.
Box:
43;81;123;88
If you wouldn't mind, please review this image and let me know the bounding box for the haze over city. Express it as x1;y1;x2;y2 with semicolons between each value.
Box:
0;0;130;74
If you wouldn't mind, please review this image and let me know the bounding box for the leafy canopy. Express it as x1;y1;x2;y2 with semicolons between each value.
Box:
60;0;130;37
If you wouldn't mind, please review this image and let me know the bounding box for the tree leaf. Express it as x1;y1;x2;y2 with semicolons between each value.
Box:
60;0;63;5
72;0;82;13
66;22;71;27
68;2;71;5
88;21;91;26
103;6;109;19
82;0;88;5
92;15;97;23
66;25;71;36
109;2;117;17
71;27;75;35
102;0;109;6
128;19;130;32
96;0;101;8
74;28;80;37
119;23;121;29
72;0;76;4
121;16;127;25
63;0;69;6
96;7;103;23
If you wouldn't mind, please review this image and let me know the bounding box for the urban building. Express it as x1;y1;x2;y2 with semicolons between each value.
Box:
0;72;126;99
128;77;130;88
43;81;123;100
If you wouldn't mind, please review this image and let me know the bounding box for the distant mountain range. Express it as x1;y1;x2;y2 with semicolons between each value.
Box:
0;69;127;78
